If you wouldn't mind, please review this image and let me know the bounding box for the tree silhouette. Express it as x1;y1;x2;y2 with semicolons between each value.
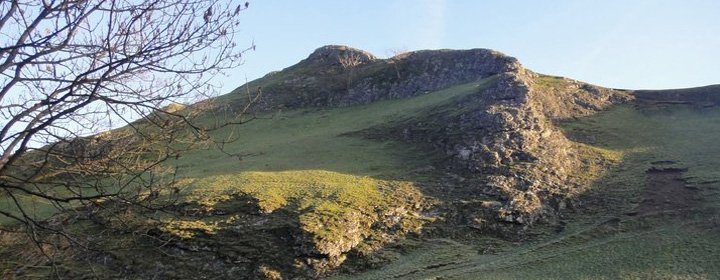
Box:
0;0;256;270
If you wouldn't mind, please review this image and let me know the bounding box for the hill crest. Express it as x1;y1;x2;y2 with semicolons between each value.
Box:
220;45;522;110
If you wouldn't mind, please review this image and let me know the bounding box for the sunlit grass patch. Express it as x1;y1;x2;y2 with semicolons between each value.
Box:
160;220;221;239
176;170;425;241
181;170;386;213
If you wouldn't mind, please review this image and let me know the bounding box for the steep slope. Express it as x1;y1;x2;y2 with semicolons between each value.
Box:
2;45;718;279
373;70;633;228
1;78;502;279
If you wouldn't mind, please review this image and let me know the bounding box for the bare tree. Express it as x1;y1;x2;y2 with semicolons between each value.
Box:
338;51;363;92
387;47;409;58
0;0;256;265
387;47;409;80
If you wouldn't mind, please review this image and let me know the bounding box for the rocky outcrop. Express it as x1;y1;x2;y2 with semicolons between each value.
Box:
299;45;377;68
233;45;520;110
294;195;425;275
389;69;633;227
339;49;521;106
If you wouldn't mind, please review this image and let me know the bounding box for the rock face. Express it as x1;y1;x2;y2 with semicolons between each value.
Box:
394;68;633;226
237;45;521;110
341;49;521;106
292;193;425;275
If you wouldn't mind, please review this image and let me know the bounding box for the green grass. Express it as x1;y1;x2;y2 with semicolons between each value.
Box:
1;78;497;277
181;170;386;213
337;104;720;279
154;79;495;254
10;75;720;279
169;170;423;241
170;78;495;178
0;78;494;227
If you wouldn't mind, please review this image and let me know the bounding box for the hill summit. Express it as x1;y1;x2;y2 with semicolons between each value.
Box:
223;45;522;109
302;45;377;66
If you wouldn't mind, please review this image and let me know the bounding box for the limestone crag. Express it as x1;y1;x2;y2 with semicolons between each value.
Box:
341;49;521;106
237;45;520;110
391;67;632;227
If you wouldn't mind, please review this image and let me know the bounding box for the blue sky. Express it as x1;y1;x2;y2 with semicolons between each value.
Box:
218;0;719;93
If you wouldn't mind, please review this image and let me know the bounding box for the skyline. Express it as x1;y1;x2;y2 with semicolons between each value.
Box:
216;0;720;94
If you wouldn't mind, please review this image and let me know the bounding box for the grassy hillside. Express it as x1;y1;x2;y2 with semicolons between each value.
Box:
172;78;494;179
0;78;498;278
336;104;720;279
3;42;719;279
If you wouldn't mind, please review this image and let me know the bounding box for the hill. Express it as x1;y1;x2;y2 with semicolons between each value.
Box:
1;46;719;279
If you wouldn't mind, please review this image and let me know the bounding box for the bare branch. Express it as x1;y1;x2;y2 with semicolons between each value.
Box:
0;0;256;270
